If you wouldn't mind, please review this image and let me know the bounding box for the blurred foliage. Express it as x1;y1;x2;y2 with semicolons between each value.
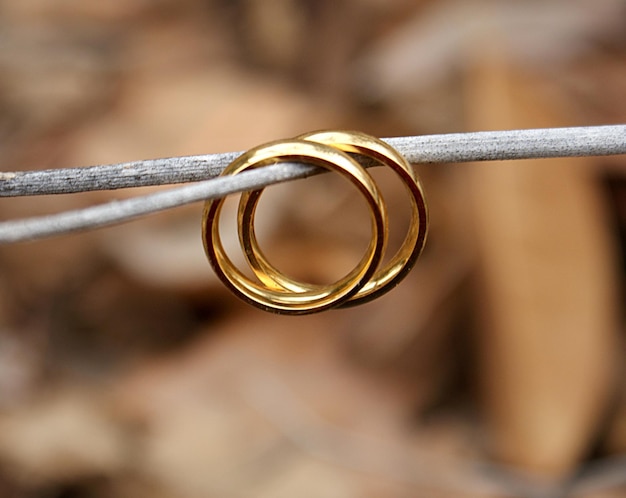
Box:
0;0;624;497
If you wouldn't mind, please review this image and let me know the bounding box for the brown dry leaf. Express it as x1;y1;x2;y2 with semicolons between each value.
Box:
465;50;620;478
109;306;513;498
0;389;129;486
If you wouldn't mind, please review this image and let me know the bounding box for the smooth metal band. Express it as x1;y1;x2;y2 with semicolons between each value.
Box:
237;130;429;307
202;139;388;315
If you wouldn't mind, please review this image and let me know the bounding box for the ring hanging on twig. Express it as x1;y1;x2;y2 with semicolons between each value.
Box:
202;138;389;314
201;131;429;315
239;130;428;307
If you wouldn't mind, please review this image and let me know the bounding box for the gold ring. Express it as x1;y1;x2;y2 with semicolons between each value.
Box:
202;139;388;315
238;130;428;306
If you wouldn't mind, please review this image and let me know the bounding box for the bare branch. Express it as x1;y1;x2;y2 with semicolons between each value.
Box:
1;126;624;197
0;126;624;243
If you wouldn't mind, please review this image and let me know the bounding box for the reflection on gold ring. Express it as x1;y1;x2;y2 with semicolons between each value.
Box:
201;131;428;315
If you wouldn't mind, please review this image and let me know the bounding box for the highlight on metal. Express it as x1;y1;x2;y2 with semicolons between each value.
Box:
201;130;428;315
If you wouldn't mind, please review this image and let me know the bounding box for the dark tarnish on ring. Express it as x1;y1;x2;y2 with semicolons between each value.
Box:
201;131;428;315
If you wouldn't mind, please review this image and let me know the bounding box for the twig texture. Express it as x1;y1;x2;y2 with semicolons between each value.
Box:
2;126;625;197
0;126;624;243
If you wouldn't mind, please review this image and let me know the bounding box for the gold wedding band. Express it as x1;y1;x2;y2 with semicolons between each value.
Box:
201;131;428;314
202;139;388;315
238;130;428;307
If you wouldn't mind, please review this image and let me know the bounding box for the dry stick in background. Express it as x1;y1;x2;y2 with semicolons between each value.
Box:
0;126;624;243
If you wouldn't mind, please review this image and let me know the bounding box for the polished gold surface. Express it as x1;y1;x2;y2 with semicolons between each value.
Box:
202;139;388;315
238;131;428;307
202;131;429;314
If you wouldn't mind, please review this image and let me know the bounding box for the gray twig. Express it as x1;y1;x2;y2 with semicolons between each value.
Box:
0;125;624;243
2;125;625;197
0;163;314;243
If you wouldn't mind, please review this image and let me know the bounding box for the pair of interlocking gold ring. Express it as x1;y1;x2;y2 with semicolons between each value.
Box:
201;130;428;315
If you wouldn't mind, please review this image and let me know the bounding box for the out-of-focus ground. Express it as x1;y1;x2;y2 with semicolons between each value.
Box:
0;0;625;497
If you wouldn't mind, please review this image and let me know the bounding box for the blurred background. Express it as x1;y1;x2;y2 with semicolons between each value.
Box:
0;0;625;496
